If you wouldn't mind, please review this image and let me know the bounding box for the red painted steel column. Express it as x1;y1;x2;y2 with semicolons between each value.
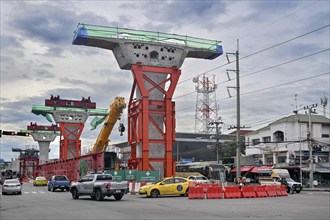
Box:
128;64;180;177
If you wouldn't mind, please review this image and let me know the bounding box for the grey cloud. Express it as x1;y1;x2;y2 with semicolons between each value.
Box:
140;1;227;30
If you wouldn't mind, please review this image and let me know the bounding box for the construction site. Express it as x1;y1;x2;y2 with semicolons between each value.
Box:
1;23;224;182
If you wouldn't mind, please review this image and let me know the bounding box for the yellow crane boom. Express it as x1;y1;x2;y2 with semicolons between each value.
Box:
90;97;126;154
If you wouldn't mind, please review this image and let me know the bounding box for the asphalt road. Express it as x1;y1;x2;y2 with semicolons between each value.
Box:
1;182;329;220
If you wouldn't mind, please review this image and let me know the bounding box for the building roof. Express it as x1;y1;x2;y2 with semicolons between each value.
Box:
228;130;254;135
248;114;330;135
270;114;330;125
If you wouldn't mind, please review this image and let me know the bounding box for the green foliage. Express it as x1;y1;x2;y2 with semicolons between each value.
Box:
217;140;246;159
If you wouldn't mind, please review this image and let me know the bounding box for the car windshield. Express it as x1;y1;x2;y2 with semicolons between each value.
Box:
154;178;165;184
286;178;295;183
55;176;68;180
5;179;19;184
196;176;207;180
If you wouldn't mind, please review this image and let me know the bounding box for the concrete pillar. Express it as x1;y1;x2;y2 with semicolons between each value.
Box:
262;154;266;164
30;133;57;164
273;152;278;165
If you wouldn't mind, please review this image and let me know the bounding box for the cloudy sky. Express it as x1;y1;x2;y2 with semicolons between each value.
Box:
1;0;329;161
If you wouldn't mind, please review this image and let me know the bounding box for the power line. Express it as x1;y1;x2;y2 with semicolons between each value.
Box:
240;72;329;97
241;24;330;60
174;48;329;100
178;1;322;84
177;24;330;87
176;72;329;112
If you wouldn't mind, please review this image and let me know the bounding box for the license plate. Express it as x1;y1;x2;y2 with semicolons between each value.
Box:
116;190;121;193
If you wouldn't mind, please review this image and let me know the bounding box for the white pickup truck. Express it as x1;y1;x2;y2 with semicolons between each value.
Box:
70;173;129;201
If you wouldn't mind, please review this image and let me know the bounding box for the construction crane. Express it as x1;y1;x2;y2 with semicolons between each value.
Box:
90;97;126;154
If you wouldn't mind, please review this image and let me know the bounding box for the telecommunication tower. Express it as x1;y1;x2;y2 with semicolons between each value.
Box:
193;74;218;133
321;94;328;117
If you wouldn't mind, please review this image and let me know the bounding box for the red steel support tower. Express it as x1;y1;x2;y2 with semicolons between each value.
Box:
12;148;39;180
72;24;223;177
128;64;180;177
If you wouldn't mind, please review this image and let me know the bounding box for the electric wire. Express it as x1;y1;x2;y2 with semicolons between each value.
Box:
176;24;330;88
176;72;329;113
174;48;329;100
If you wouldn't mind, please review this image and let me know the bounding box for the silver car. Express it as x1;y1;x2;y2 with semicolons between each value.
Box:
2;179;22;195
187;175;211;184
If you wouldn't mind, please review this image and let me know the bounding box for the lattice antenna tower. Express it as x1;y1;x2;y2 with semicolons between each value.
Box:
193;74;219;133
321;93;328;117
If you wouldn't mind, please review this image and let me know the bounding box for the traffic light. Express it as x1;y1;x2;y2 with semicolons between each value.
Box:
1;130;16;136
0;130;29;137
16;132;30;137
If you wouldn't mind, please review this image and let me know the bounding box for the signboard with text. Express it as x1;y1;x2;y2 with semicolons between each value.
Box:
105;169;159;182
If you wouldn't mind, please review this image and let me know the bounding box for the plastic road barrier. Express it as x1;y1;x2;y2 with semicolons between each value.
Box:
241;185;256;198
206;185;223;199
224;186;242;199
277;185;288;196
188;186;205;199
255;185;269;197
265;185;277;197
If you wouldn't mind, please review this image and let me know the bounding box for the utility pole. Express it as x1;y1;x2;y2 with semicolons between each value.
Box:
226;39;242;178
304;104;317;188
208;120;223;163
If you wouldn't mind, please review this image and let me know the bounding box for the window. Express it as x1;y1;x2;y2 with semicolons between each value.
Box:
273;131;284;142
96;175;112;181
322;134;329;138
164;178;174;184
55;176;68;181
252;139;260;145
263;136;271;143
175;178;186;183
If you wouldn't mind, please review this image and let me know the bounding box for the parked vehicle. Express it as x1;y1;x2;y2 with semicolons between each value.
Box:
47;175;70;192
33;176;48;186
271;169;302;193
139;177;190;198
1;169;19;185
187;175;211;184
2;179;22;195
70;173;129;201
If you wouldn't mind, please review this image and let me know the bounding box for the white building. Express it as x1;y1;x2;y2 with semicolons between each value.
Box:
245;114;330;170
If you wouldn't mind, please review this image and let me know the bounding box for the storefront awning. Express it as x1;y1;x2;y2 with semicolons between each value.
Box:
231;166;254;173
250;165;273;173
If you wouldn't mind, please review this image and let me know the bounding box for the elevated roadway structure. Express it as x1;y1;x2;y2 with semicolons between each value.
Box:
32;95;108;160
23;123;60;164
73;23;223;177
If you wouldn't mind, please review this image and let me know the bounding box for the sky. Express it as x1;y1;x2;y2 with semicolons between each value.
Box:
0;0;329;162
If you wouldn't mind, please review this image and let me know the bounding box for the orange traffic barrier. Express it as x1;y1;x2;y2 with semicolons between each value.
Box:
265;185;277;197
206;185;223;199
241;185;256;198
277;185;288;196
255;185;268;197
224;186;241;199
188;186;205;199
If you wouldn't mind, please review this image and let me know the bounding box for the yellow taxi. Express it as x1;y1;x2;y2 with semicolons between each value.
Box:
138;177;190;198
33;176;48;186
